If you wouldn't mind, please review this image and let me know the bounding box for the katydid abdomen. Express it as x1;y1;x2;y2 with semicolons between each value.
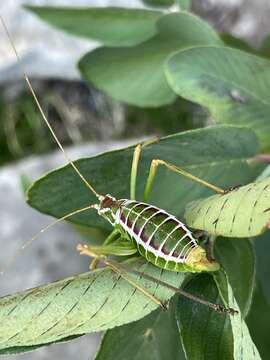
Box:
99;196;220;273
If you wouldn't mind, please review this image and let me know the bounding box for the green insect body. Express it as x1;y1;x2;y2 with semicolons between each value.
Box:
98;195;220;273
185;177;270;238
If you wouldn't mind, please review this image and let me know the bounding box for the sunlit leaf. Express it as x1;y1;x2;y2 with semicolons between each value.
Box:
185;177;270;238
0;259;184;354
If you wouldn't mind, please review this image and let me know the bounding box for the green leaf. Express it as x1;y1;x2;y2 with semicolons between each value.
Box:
96;306;185;360
25;6;162;47
165;46;270;150
142;0;174;7
177;274;233;359
79;12;222;107
177;235;258;360
0;259;185;354
184;176;270;238
27;126;261;232
177;0;191;10
215;237;255;317
252;232;270;302
221;33;257;54
214;272;261;359
247;280;270;360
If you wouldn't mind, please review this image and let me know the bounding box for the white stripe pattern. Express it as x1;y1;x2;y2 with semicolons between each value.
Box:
116;199;198;264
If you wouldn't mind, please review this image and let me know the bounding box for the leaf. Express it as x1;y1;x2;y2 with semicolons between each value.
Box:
246;231;270;358
214;272;261;359
177;0;191;10
215;237;255;317
79;12;222;107
142;0;174;7
221;33;257;55
177;274;233;359
0;259;185;354
25;6;162;47
95;305;185;360
27;126;261;232
176;238;255;360
247;280;270;360
165;46;270;150
252;232;270;302
184;176;270;238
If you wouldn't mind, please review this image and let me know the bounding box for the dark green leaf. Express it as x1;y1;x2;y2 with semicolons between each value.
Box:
0;259;185;354
214;272;261;359
177;274;233;359
247;280;270;360
142;0;174;7
166;46;270;150
27;126;260;232
259;34;270;59
25;6;162;47
252;232;270;302
184;176;270;238
215;237;255;317
79;12;222;107
177;270;260;360
96;306;185;360
221;33;257;54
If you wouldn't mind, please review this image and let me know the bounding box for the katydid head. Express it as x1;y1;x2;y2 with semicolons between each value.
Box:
97;194;122;225
185;247;220;272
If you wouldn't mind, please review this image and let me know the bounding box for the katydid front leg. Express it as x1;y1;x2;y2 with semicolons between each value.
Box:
130;137;160;200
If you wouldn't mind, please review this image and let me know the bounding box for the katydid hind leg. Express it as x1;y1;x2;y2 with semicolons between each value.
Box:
144;159;225;202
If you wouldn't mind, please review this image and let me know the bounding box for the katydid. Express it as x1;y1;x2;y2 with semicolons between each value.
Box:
0;16;236;316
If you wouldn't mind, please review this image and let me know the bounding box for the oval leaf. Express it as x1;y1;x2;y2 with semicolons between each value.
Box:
165;46;270;150
185;177;270;238
79;12;222;107
215;237;255;317
0;259;184;353
177;272;261;359
27;126;260;232
25;6;162;47
214;272;261;359
177;274;233;359
96;306;185;360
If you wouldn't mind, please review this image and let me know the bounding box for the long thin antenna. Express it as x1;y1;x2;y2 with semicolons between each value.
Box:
0;16;101;199
0;204;97;275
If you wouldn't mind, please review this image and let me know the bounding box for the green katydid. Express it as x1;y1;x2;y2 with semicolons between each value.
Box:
0;16;236;315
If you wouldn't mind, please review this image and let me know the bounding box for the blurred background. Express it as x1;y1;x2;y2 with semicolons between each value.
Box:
1;0;270;359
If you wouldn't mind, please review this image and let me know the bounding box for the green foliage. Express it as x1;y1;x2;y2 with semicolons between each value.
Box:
0;260;185;353
96;304;185;360
185;177;270;238
142;0;175;7
79;12;222;107
215;238;255;317
177;274;234;359
3;2;270;359
165;46;270;150
27;126;260;231
26;6;162;47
